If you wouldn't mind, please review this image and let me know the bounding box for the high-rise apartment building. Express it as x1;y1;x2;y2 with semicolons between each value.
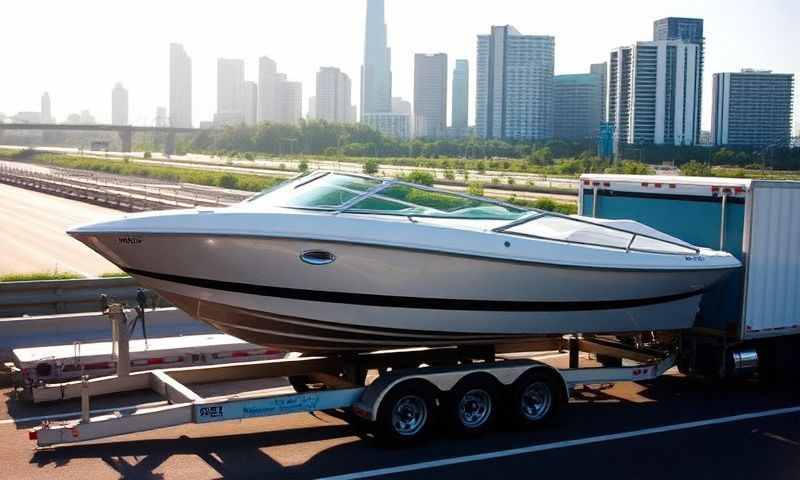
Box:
361;0;392;119
653;17;704;143
216;58;245;126
277;79;302;125
258;56;278;123
169;43;192;127
315;67;354;123
364;113;410;139
590;62;607;121
413;53;448;138
476;25;554;140
111;83;129;125
392;97;411;116
40;92;52;123
244;81;258;126
712;70;794;148
553;73;603;140
608;40;700;149
452;59;469;130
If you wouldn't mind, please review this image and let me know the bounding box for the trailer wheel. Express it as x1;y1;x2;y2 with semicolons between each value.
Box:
375;380;437;446
447;374;499;436
508;370;563;428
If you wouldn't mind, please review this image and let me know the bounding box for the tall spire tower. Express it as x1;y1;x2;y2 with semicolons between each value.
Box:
360;0;392;120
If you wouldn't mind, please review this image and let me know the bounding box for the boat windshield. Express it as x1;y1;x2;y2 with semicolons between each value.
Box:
496;214;699;255
247;171;529;220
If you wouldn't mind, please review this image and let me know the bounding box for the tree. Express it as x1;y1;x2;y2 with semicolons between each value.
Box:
298;160;309;172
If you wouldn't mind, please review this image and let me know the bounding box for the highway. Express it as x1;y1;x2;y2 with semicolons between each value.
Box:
1;354;799;479
0;183;122;277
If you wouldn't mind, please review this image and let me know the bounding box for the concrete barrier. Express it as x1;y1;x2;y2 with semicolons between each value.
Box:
0;307;214;363
0;277;166;318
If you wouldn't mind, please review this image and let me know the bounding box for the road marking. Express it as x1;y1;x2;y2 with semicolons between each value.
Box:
320;405;800;480
0;401;168;426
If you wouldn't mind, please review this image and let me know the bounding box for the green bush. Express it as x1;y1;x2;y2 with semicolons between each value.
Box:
363;159;380;174
298;160;309;172
143;151;152;159
398;170;435;186
218;173;239;189
1;271;83;282
680;160;712;177
467;182;485;196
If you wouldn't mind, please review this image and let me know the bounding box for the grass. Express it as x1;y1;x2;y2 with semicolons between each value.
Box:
0;271;83;282
25;153;285;192
100;271;130;278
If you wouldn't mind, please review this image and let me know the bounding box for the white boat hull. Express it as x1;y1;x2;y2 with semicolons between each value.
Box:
74;233;729;352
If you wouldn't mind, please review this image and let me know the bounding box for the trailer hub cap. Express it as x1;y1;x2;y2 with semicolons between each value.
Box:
521;381;552;421
458;389;492;428
392;395;427;436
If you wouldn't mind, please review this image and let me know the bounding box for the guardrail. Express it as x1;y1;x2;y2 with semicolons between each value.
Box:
0;277;166;318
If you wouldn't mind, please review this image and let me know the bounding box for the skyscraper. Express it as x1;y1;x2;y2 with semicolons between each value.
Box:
608;40;700;149
653;17;704;144
258;56;278;123
216;58;245;126
155;106;168;127
413;53;448;138
712;70;794;148
589;62;607;122
40;92;52;123
315;67;354;123
452;59;469;131
476;25;554;140
111;83;129;125
244;81;258;126
360;0;392;119
392;97;411;116
553;73;603;140
169;43;192;128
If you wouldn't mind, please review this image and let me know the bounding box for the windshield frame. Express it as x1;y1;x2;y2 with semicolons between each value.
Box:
493;211;700;255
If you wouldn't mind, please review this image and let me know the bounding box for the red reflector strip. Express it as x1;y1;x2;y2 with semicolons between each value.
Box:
603;182;610;187
29;430;38;441
711;186;720;192
583;180;590;185
592;182;600;186
735;187;745;193
641;183;649;187
654;183;662;188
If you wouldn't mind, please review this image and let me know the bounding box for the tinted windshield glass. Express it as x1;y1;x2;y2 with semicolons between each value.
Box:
247;172;528;220
248;173;382;209
346;184;527;220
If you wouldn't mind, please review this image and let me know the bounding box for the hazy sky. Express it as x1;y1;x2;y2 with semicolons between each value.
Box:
1;0;798;132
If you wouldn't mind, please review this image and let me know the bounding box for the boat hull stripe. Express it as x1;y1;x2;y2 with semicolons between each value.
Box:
126;268;704;312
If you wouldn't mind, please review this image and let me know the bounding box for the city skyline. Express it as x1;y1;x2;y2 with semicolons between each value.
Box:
1;0;798;131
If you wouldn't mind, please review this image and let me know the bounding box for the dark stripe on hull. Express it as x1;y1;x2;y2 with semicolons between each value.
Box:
127;267;705;312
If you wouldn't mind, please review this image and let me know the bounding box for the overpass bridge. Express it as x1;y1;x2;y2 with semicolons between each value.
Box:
0;123;209;155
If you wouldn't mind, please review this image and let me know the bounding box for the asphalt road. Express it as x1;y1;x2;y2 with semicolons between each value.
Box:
1;358;799;479
0;183;122;276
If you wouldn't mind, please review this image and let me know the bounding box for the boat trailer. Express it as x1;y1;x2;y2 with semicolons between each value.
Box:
27;304;678;448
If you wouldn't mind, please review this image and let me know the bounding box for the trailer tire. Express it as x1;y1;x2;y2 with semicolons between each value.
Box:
507;369;564;428
446;373;499;436
375;379;437;447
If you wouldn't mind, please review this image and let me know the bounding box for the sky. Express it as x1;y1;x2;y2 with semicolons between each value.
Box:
1;0;798;133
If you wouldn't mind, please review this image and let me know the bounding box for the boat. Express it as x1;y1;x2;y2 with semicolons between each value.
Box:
68;171;741;353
